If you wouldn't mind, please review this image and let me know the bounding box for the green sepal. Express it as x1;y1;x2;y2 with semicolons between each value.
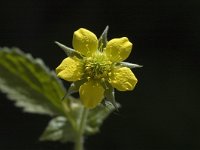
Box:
40;116;76;143
119;62;143;68
68;78;87;95
55;41;82;59
0;47;66;116
98;26;109;51
103;82;118;110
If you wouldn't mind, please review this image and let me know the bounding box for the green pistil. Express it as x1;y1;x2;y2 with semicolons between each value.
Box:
84;56;111;80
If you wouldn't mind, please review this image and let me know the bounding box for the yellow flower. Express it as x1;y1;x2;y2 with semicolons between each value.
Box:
56;28;138;109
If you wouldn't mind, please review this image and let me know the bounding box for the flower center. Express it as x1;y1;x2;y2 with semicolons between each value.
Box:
84;53;112;80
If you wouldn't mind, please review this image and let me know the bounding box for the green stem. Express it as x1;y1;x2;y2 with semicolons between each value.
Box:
62;101;77;130
74;107;89;150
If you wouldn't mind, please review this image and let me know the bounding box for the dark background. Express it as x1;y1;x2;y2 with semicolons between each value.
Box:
0;0;200;150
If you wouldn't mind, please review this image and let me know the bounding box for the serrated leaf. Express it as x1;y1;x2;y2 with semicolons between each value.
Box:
85;101;119;135
0;47;66;116
40;116;76;143
119;62;143;68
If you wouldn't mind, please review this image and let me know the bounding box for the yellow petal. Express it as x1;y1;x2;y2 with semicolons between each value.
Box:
73;28;98;57
56;57;83;81
109;67;137;91
105;37;132;62
79;80;105;108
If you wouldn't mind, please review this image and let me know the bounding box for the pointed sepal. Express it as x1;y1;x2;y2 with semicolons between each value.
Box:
98;26;109;51
119;62;143;68
104;82;118;110
68;79;87;95
55;41;82;58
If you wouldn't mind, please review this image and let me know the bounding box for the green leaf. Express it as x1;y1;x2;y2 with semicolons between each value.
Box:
85;101;119;135
0;47;66;116
55;41;82;59
98;26;109;51
40;116;76;143
40;101;119;141
119;62;143;68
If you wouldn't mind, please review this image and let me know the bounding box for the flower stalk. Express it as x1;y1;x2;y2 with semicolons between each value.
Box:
74;107;89;150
